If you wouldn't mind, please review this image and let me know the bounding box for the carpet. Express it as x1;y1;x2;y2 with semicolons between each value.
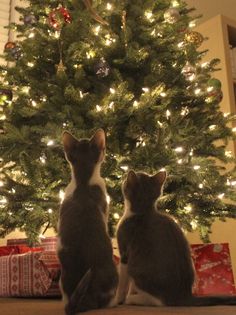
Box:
1;298;236;315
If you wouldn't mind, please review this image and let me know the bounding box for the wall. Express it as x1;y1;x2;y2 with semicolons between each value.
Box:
185;0;236;24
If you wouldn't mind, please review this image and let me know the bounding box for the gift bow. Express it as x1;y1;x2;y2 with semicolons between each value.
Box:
83;0;108;25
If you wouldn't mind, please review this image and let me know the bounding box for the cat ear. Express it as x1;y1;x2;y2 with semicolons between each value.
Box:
152;170;167;188
62;131;77;154
127;170;137;186
90;129;106;151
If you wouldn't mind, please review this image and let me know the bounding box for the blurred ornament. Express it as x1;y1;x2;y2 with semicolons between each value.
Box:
56;59;66;75
23;13;37;25
4;42;22;60
184;31;204;47
48;7;71;30
207;78;222;90
0;88;13;105
94;58;110;77
11;46;23;60
164;8;180;24
206;90;223;104
181;62;196;80
4;41;16;51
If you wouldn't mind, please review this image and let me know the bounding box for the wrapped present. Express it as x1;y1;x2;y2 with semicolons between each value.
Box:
0;237;61;297
191;243;236;296
0;251;51;297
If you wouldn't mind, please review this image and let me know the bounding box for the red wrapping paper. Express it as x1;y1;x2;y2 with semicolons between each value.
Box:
191;243;236;296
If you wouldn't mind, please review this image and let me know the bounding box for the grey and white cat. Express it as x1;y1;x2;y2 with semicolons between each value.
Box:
57;129;118;315
116;170;236;306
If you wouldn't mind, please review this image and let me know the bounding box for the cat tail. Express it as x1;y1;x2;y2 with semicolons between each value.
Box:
187;295;236;306
65;269;92;315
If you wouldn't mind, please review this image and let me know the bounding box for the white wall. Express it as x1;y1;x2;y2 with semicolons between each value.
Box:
186;0;236;24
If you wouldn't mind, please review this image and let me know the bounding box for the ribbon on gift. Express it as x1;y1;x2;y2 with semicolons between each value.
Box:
83;0;108;25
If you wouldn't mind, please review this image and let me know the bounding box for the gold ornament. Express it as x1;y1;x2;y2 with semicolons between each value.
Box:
184;31;204;47
56;59;66;75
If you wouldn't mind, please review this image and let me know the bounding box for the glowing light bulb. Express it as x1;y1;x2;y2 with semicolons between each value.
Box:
47;140;54;146
177;159;183;164
166;110;171;118
107;3;112;10
28;32;35;38
209;125;217;130
160;92;167;97
59;189;65;203
207;86;214;92
189;20;196;28
110;88;115;94
0;180;4;187
199;183;204;189
145;11;154;21
96;105;102;112
48;208;53;214
172;0;180;7
133;101;139;108
142;87;149;93
191;220;198;230
94;25;101;35
120;165;129;171
201;62;209;68
175;147;183;153
225;151;232;158
27;62;34;67
232;127;236;132
40;156;46;164
31;100;37;107
218;193;225;199
106;195;111;204
194;88;201;95
113;213;120;220
193;165;200;170
184;205;192;213
109;101;114;109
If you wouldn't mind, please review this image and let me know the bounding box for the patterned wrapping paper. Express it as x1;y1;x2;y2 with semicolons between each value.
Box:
0;237;61;297
0;252;52;297
191;243;236;296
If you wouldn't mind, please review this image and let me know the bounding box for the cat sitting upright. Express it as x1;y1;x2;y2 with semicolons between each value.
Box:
116;170;236;306
57;129;118;315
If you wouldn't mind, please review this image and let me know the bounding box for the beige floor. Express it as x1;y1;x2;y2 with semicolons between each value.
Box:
1;299;236;315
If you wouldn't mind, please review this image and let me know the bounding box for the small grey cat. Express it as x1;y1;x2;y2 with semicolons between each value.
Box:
57;129;118;315
116;170;236;306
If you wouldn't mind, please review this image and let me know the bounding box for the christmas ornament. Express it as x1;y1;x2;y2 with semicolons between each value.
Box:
56;59;66;76
164;8;180;24
184;31;204;47
82;0;108;25
4;41;16;51
0;88;13;105
11;46;23;60
4;42;22;60
207;78;222;90
48;7;71;30
181;62;196;80
23;13;37;25
206;90;223;104
94;58;110;77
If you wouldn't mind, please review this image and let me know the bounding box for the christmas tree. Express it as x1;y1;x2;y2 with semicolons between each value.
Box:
0;0;236;243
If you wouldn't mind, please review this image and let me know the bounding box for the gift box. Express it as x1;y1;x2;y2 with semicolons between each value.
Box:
191;243;236;296
0;238;61;297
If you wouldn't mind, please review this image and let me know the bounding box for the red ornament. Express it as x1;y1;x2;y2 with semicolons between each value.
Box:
48;7;71;30
4;41;16;51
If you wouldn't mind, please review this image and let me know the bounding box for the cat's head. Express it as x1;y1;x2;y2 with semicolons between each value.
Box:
62;129;106;183
122;170;166;213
